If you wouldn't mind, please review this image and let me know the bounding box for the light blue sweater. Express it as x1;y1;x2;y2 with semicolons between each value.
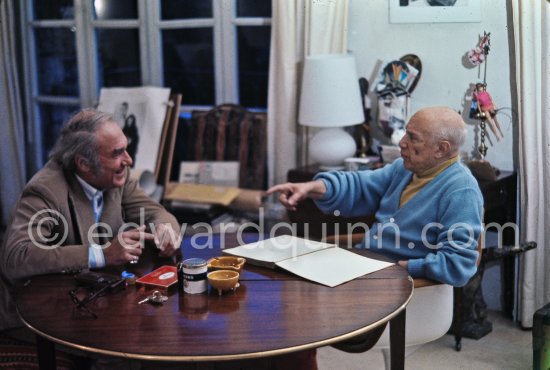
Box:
314;158;483;287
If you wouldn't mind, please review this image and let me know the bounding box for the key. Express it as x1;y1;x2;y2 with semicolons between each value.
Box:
137;290;168;305
149;290;168;304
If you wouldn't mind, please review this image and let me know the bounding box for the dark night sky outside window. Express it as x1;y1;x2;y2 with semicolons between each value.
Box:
40;104;80;163
33;0;74;19
161;0;212;19
35;28;79;96
238;26;270;108
162;28;215;105
237;0;272;17
96;29;141;88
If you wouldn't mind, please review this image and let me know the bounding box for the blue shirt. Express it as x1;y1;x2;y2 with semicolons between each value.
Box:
75;175;106;269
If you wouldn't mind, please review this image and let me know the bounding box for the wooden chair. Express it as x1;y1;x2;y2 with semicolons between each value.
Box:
451;209;484;351
186;104;267;190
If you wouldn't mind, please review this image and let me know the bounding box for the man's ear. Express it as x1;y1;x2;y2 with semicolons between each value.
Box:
435;140;452;158
75;155;91;173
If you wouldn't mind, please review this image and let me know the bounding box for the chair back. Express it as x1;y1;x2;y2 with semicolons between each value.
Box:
188;104;267;189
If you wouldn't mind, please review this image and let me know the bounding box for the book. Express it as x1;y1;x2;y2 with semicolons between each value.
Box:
136;265;178;289
222;235;393;287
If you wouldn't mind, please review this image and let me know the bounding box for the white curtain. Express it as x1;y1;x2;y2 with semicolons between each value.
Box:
267;0;349;186
0;0;26;228
513;0;550;327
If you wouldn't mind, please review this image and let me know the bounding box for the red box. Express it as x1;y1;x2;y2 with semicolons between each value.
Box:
136;265;178;289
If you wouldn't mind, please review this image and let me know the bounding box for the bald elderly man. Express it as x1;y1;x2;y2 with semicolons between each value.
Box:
267;107;483;287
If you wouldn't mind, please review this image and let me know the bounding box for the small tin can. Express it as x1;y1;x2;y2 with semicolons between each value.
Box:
181;258;207;294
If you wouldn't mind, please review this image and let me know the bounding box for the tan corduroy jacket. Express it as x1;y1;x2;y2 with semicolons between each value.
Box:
0;160;180;330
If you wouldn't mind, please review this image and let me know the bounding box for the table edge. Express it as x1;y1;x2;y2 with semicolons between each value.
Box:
18;277;414;362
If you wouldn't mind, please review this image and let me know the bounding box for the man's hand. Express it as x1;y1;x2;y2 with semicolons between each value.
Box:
103;225;154;265
153;223;181;257
265;180;327;211
397;260;408;269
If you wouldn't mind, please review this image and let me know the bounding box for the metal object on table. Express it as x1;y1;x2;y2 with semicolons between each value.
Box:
138;290;168;305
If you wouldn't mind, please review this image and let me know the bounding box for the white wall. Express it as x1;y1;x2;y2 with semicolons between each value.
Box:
348;0;515;171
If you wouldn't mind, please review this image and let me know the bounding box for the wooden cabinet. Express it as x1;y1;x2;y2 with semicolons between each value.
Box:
478;170;517;244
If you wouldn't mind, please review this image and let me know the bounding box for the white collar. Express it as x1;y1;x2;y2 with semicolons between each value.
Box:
75;174;103;201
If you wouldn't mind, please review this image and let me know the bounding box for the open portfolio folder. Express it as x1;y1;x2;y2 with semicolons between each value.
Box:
222;235;394;287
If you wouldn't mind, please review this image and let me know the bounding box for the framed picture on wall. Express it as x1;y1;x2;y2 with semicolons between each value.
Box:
389;0;481;23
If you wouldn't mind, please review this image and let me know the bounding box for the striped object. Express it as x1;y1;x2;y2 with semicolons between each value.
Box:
187;104;267;190
0;345;72;369
0;332;75;370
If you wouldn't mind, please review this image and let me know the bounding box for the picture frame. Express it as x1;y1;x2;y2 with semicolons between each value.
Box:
389;0;481;24
97;87;171;174
155;93;182;187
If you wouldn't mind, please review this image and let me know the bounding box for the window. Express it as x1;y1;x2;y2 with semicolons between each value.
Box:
20;0;271;168
155;0;272;108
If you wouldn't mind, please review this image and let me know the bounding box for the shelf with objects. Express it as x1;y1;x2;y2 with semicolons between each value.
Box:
372;54;422;164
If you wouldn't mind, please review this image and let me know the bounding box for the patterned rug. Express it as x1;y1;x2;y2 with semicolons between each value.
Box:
0;332;74;370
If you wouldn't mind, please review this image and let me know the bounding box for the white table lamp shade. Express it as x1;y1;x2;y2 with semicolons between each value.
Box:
299;54;364;127
298;54;364;168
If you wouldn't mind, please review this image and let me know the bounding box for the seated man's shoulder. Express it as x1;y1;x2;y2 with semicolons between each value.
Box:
447;162;481;188
24;161;70;201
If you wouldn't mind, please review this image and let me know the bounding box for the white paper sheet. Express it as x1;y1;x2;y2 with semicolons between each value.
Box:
276;247;394;287
223;235;393;286
223;235;335;265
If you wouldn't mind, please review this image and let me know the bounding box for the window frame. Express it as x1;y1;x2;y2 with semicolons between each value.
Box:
19;0;271;170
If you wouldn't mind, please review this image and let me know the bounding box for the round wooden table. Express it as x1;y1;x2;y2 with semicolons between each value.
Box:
17;234;412;369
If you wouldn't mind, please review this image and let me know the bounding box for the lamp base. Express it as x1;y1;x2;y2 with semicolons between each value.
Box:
309;127;357;168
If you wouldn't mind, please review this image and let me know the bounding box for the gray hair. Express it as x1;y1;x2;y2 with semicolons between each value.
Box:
49;109;115;174
432;124;467;151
